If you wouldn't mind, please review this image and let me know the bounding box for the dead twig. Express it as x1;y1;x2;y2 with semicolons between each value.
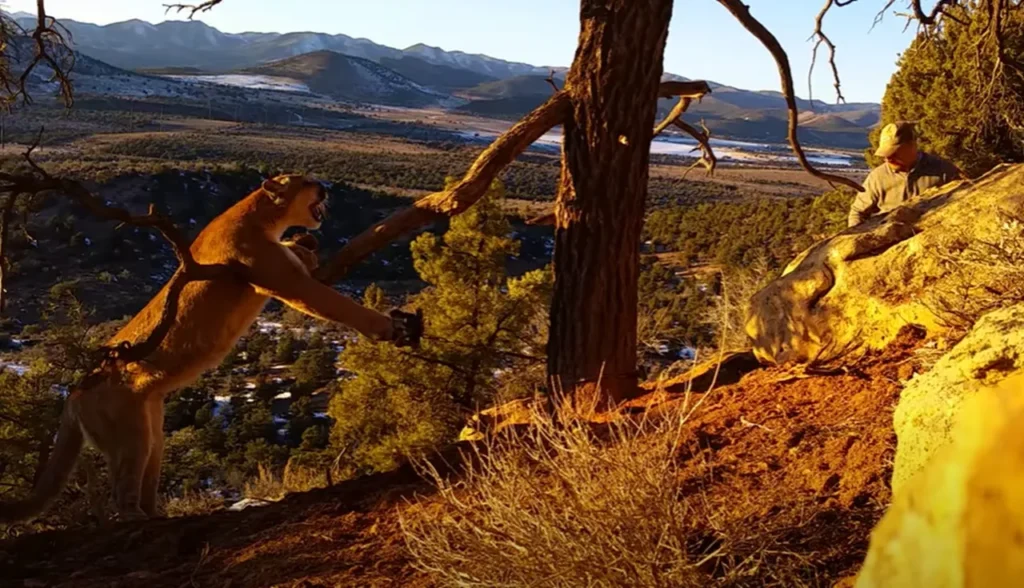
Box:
653;96;693;138
8;0;75;107
545;69;560;93
714;0;864;193
809;0;846;104
674;118;717;177
165;0;224;19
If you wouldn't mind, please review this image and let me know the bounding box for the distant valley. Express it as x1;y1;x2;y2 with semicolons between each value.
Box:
7;11;879;149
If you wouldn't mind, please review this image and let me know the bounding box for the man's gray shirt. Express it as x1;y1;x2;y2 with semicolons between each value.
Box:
848;152;961;227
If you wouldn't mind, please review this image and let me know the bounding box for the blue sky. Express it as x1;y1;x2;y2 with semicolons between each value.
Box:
8;0;919;103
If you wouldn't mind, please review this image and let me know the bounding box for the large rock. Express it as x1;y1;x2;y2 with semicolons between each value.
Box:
746;164;1024;365
891;304;1024;495
856;369;1024;587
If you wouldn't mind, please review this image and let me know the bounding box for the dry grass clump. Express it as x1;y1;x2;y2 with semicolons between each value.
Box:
928;211;1024;333
242;461;332;502
400;405;704;588
164;491;226;518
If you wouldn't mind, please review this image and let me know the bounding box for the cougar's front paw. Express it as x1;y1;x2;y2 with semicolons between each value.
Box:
389;308;424;348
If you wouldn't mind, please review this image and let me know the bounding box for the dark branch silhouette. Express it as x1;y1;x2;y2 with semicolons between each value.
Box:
0;191;19;313
674;118;717;176
164;0;225;19
715;0;864;192
809;0;846;104
0;137;244;365
545;69;561;93
0;0;75;108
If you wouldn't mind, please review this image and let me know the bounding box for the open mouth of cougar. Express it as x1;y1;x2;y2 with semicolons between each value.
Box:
310;192;328;223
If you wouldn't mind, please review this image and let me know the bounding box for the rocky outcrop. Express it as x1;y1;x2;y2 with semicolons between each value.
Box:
890;304;1024;495
855;304;1024;585
856;369;1024;587
746;163;1024;365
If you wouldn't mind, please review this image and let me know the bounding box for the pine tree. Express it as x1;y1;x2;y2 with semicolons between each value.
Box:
870;3;1024;176
274;332;300;365
292;335;337;395
362;283;387;312
328;179;550;474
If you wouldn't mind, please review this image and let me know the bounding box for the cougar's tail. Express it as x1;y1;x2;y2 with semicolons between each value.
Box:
0;403;84;524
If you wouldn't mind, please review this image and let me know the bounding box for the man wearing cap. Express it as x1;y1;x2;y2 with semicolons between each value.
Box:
848;121;962;227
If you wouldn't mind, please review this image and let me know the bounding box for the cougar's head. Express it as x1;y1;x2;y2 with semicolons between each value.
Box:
261;174;329;230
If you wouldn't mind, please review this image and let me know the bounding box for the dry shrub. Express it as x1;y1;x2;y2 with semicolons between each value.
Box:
706;255;775;351
164;491;225;518
927;211;1024;333
243;460;331;502
400;407;703;587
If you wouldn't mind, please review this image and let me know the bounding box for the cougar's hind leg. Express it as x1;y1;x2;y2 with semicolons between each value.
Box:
140;399;165;517
111;401;152;521
79;382;152;521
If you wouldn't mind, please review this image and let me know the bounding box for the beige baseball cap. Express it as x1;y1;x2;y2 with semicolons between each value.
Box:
875;121;916;158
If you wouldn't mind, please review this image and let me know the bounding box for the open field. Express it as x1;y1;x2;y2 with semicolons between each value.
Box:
15;99;865;209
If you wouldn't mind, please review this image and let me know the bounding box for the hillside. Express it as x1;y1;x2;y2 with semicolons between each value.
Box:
0;343;912;587
242;51;457;108
454;73;877;147
9;14;547;80
456;78;874;147
461;74;564;99
5;11;879;148
6;164;1023;587
378;55;497;92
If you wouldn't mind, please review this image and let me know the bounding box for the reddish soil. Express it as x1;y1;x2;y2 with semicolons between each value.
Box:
0;328;924;588
635;326;926;584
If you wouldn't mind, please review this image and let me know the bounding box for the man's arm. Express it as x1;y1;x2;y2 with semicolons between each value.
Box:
945;159;967;182
848;180;880;228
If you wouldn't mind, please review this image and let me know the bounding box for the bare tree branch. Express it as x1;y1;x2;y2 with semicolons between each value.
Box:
809;0;846;104
674;118;717;176
164;0;224;19
0;141;246;365
653;81;711;137
657;80;714;99
872;0;900;30
911;0;957;26
314;91;572;283
715;0;864;192
545;69;560;93
2;0;76;108
653;96;693;137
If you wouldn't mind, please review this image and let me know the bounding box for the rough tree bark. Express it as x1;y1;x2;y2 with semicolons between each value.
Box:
548;0;675;409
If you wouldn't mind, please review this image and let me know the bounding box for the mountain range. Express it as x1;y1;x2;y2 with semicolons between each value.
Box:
7;11;880;148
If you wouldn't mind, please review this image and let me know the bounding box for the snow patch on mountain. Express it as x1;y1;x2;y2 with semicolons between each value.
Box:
168;74;312;93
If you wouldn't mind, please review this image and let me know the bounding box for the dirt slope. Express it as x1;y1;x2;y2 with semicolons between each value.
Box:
1;461;440;588
0;331;923;588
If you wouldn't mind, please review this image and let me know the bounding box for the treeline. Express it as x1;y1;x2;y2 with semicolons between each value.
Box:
644;188;852;269
94;132;751;205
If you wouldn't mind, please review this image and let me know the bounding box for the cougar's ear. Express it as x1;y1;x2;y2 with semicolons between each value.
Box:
261;177;288;205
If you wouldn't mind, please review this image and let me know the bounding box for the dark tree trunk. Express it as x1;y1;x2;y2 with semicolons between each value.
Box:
0;193;18;314
548;0;674;409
